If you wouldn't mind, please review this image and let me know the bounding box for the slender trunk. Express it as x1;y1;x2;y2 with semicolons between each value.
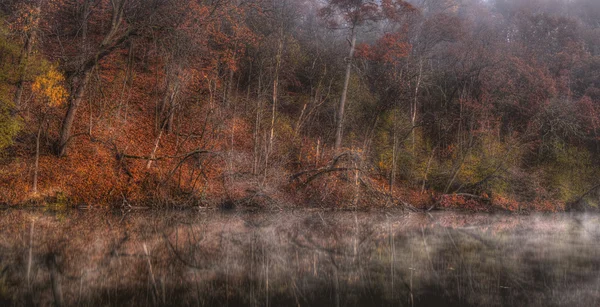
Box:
146;129;164;169
167;105;175;134
353;160;360;206
226;63;235;107
412;59;422;151
315;138;320;167
158;67;172;131
389;70;403;196
265;19;284;178
390;107;399;195
268;35;283;156
421;147;436;193
245;60;253;102
82;0;90;44
33;123;42;194
335;27;357;152
116;42;134;121
166;78;180;134
224;38;238;108
253;70;263;175
295;103;308;137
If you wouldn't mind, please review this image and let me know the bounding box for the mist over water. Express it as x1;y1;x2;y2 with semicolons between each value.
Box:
0;209;599;306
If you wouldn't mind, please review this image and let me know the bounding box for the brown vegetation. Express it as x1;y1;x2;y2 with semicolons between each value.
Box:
0;0;599;211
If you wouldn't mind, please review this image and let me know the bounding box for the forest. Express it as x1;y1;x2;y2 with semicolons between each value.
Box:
0;0;599;211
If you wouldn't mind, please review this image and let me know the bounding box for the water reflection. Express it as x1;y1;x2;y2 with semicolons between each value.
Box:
0;210;599;306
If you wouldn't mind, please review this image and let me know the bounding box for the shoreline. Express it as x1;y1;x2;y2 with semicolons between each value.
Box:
0;196;584;214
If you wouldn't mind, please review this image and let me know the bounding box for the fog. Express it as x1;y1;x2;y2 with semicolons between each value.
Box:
1;210;599;306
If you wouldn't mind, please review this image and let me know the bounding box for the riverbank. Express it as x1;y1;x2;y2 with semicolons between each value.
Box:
1;182;584;214
2;106;594;213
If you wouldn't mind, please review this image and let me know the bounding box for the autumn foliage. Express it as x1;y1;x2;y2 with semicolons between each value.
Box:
0;0;599;211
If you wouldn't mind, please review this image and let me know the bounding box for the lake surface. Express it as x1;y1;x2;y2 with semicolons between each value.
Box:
0;209;599;306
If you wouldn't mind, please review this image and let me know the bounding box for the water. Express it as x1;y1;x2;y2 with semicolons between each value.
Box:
0;209;599;306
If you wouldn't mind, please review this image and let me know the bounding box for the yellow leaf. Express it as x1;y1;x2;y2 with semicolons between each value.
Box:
32;64;67;107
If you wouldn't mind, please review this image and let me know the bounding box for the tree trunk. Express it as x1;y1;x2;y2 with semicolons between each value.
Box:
411;58;422;151
335;27;357;152
159;74;180;134
167;77;181;134
82;0;90;44
33;123;42;194
268;31;283;157
265;11;285;177
57;72;91;156
146;129;163;169
253;68;263;175
389;107;399;194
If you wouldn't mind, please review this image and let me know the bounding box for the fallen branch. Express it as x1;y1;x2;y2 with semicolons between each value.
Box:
454;193;487;200
290;167;361;186
397;199;421;212
290;151;363;183
119;149;218;162
571;182;600;207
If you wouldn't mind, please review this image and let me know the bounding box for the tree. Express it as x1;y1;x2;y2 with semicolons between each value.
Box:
320;0;380;151
53;0;173;156
31;64;68;193
321;0;416;151
52;0;134;156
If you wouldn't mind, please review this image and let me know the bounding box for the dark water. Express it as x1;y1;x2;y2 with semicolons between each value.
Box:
0;209;599;306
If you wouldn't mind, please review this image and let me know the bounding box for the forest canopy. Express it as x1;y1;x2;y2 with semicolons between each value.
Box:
0;0;599;211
